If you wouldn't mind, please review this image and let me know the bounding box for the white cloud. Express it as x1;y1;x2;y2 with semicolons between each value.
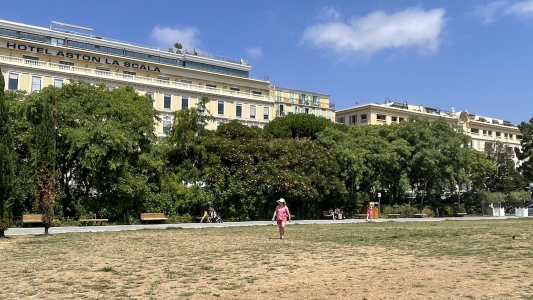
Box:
245;47;263;59
505;0;533;16
302;7;446;57
149;25;201;51
470;1;508;24
321;6;341;21
469;0;533;24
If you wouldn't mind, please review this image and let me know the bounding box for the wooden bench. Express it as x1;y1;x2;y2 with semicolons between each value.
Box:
22;215;42;225
454;213;467;217
387;214;401;218
323;211;333;218
79;219;108;226
353;214;369;219
140;213;167;223
410;214;427;218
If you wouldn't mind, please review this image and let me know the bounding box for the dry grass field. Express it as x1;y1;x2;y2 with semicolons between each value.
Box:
2;219;533;299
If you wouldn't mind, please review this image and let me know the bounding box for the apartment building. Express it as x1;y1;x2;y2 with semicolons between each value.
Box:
336;101;522;160
272;86;335;120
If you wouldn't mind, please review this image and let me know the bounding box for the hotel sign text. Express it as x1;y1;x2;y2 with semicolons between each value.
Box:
3;42;161;72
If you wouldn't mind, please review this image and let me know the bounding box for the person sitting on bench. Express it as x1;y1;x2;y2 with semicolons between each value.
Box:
200;201;213;223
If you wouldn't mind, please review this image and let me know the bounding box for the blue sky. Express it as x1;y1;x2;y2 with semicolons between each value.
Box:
2;0;533;124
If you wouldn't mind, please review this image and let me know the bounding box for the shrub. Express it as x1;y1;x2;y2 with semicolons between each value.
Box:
399;205;418;217
421;206;435;217
167;213;193;224
53;219;61;227
456;204;466;213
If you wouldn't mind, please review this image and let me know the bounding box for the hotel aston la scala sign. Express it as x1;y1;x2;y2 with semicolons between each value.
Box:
1;41;162;72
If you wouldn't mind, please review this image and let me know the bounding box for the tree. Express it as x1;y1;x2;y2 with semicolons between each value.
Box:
398;117;469;208
0;67;15;237
486;141;525;193
174;43;183;50
28;92;56;234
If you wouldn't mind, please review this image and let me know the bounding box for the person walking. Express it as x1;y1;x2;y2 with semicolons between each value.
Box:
366;204;372;221
272;198;291;239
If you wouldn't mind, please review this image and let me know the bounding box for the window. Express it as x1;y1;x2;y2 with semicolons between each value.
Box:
289;92;295;103
59;61;74;66
361;114;367;120
146;92;154;101
377;114;386;121
293;106;300;114
263;107;269;120
351;115;357;124
509;134;513;139
338;117;345;124
218;101;224;115
206;83;217;89
230;87;240;92
8;73;18;90
23;55;39;61
163;120;171;134
54;79;63;88
504;133;509;138
304;108;310;114
181;97;188;110
181;79;192;84
471;128;479;134
392;117;398;122
312;96;319;105
326;110;332;120
158;75;169;81
31;76;42;92
123;70;136;76
276;90;283;101
277;104;285;116
164;94;171;109
236;104;242;117
300;93;307;104
252;91;262;95
250;105;256;119
315;108;322;117
517;135;523;140
488;131;492;136
496;132;501;137
96;66;110;72
399;117;405;122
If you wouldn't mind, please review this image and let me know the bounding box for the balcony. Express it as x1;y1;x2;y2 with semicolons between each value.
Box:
0;55;270;102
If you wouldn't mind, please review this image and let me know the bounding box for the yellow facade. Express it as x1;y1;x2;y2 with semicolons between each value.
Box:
271;88;335;120
335;102;522;162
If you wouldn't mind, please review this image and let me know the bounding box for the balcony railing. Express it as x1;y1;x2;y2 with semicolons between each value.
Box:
0;55;269;102
275;96;331;108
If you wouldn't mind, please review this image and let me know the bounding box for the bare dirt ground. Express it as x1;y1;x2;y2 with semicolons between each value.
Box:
2;220;533;299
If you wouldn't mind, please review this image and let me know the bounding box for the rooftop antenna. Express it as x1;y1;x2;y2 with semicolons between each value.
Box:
50;21;93;37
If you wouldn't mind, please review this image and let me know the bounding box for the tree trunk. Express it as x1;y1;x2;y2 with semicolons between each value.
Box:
44;226;49;235
0;228;4;238
420;181;427;209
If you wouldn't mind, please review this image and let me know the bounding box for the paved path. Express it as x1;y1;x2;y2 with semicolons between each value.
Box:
4;215;523;236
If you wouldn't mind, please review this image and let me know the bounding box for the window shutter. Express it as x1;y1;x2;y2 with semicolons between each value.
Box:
31;77;41;92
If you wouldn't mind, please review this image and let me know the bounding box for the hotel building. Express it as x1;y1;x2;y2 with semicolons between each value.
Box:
0;19;335;135
336;101;522;160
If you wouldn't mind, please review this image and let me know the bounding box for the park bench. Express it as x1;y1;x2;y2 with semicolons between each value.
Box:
410;213;427;218
353;214;369;219
387;214;401;218
454;213;467;217
323;211;333;218
79;219;108;226
22;214;42;225
140;213;167;223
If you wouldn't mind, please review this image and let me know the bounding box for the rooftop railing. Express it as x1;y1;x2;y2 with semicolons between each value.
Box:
275;96;331;108
49;25;248;65
0;54;269;102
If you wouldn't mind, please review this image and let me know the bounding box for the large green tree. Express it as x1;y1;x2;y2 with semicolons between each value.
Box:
0;68;15;237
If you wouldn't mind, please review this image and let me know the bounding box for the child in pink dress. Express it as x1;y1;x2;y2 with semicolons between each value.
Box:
366;205;372;221
272;198;291;239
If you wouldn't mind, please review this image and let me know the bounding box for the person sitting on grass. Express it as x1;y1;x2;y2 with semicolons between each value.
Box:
200;201;213;223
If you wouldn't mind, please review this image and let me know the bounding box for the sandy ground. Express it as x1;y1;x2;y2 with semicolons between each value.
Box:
1;222;533;300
